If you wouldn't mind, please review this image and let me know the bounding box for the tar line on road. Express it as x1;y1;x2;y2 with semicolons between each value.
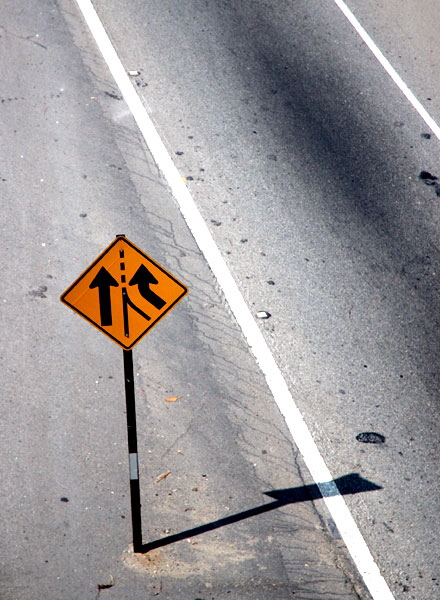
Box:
74;0;425;597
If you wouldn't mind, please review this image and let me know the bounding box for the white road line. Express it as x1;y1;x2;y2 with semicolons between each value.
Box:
74;1;395;598
333;0;440;141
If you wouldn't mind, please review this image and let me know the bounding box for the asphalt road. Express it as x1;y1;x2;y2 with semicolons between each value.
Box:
88;0;439;598
1;1;439;599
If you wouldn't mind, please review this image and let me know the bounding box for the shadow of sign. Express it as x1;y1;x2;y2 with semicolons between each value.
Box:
141;473;381;553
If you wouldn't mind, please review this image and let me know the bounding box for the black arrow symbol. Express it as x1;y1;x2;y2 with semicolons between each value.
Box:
89;266;119;326
129;264;166;310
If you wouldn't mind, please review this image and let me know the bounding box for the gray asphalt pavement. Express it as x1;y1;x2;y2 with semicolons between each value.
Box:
0;1;374;599
1;1;439;599
347;0;440;126
88;1;440;598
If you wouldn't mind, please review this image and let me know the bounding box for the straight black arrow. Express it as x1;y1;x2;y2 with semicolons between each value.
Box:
129;265;166;310
89;266;119;326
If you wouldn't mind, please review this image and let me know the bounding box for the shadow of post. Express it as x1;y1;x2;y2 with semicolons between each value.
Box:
140;473;381;553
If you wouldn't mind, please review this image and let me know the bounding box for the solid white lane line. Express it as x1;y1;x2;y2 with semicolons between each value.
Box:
333;0;440;141
74;1;394;598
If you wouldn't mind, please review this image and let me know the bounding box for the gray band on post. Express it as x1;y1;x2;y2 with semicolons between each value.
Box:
129;453;139;480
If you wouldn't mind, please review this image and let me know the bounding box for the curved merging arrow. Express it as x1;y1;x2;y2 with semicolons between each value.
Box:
89;267;119;326
129;265;166;309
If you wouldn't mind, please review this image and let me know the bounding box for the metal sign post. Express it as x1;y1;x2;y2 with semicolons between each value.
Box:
61;235;188;552
123;348;142;553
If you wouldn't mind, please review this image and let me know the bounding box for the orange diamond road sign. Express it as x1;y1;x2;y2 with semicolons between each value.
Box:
61;236;188;350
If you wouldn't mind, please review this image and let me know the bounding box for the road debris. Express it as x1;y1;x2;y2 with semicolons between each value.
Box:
155;470;171;483
256;310;271;319
165;396;179;402
97;574;114;590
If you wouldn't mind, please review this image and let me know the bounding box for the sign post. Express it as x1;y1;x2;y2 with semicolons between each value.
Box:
123;348;142;553
61;235;188;552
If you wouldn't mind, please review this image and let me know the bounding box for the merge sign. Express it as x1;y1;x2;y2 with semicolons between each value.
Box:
61;236;188;350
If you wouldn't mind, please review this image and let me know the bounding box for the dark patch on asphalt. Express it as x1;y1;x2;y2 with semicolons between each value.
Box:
104;91;122;100
383;521;395;533
419;170;438;185
28;285;48;299
97;581;114;590
327;518;341;539
356;432;385;444
419;171;440;197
